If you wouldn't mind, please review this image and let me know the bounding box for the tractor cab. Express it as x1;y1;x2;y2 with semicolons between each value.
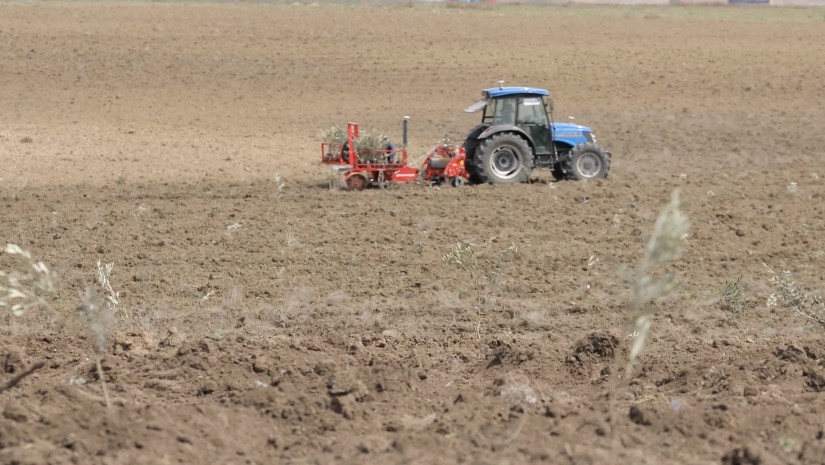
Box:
464;87;554;155
462;84;610;183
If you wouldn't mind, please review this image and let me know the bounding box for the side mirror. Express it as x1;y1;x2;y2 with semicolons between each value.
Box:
545;98;554;115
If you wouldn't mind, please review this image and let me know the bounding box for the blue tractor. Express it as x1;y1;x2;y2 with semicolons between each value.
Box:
462;84;611;183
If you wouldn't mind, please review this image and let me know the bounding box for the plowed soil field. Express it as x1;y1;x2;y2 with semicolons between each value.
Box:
2;3;825;464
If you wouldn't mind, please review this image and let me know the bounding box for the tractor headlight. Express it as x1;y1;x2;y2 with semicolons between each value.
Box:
588;132;597;144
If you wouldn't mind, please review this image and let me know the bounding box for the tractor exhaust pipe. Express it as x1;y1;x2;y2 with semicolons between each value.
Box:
402;116;409;147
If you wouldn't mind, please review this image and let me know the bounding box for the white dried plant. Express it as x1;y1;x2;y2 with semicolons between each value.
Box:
285;226;299;247
226;223;242;234
273;173;286;199
96;260;129;329
200;290;215;305
130;204;148;220
765;264;824;328
626;190;690;375
224;286;244;310
96;261;120;312
1;244;58;317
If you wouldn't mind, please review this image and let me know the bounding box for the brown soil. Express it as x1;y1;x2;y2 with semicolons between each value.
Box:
2;2;825;464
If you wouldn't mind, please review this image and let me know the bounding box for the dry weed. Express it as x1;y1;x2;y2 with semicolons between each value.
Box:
79;285;114;409
765;264;825;328
719;276;751;322
443;241;518;339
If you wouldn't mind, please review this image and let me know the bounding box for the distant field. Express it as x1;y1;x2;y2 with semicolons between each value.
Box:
1;2;824;465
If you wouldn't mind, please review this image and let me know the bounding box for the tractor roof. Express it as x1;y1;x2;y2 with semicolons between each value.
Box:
483;87;549;98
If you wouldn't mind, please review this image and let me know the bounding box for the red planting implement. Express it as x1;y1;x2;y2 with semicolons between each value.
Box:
321;118;468;190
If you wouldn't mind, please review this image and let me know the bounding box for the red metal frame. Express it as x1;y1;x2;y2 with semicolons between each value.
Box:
421;143;468;184
321;121;468;189
321;122;416;189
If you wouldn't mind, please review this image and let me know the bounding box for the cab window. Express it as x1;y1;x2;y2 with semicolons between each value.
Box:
484;98;517;125
517;97;549;125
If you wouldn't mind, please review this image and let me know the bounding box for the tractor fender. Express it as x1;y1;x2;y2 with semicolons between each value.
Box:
476;125;535;151
465;123;491;141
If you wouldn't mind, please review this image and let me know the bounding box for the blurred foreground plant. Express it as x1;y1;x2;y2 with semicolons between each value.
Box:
626;190;689;375
2;244;119;405
0;244;58;316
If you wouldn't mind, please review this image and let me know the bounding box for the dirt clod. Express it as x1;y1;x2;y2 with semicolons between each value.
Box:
1;350;25;374
330;394;357;420
722;447;763;465
803;368;825;392
629;405;653;426
565;332;619;378
3;403;29;423
570;332;619;359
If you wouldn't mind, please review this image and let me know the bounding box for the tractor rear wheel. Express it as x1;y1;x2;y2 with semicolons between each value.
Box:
565;143;610;181
461;140;483;184
471;133;534;184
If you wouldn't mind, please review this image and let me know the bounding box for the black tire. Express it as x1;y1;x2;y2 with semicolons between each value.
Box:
551;164;567;181
471;133;534;184
461;140;483;184
566;143;610;181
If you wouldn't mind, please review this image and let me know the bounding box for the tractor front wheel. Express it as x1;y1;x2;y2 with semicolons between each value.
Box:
471;133;534;184
565;143;610;181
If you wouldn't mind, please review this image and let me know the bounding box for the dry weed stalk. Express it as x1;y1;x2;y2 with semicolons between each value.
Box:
226;223;242;235
1;245;118;404
719;276;751;322
1;243;58;316
626;190;689;375
81;261;121;409
285;226;299;247
97;261;120;312
79;284;114;409
273;173;286;199
443;241;518;339
765;264;825;328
